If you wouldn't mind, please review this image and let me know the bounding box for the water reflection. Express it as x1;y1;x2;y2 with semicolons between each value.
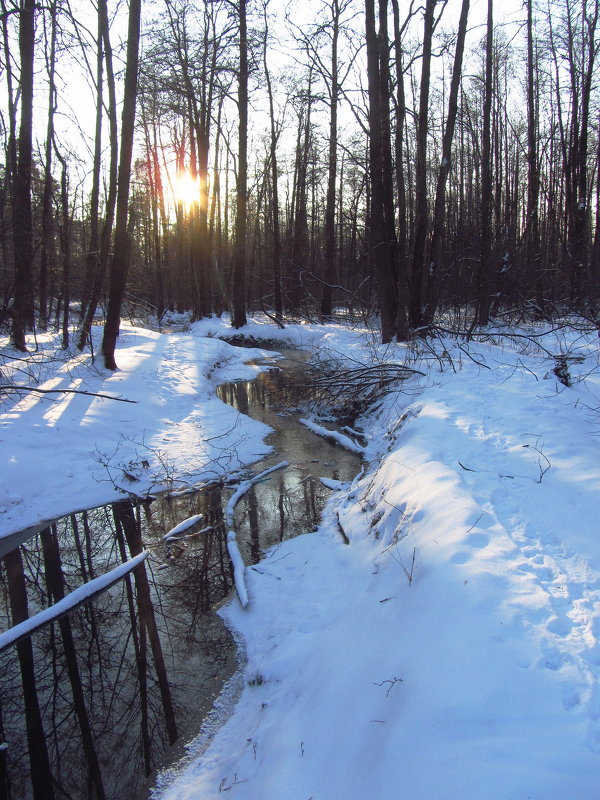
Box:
217;357;359;563
0;495;234;800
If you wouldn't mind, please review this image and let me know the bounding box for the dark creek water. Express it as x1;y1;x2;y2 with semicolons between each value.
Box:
0;349;361;800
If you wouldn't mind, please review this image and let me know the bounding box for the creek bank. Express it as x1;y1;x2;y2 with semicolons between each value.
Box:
0;343;363;800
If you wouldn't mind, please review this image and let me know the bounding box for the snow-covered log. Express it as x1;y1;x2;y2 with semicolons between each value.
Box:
225;461;289;528
319;477;351;491
300;419;366;455
227;531;249;609
0;551;149;652
162;514;204;541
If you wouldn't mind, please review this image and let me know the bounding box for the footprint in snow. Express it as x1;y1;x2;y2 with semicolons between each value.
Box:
466;532;489;549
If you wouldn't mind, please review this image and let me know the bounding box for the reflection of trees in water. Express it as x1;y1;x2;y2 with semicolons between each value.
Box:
236;472;324;563
0;491;235;799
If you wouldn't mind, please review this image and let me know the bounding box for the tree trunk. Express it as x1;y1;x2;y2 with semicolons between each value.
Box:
55;149;71;349
11;0;35;351
263;16;283;322
232;0;248;328
320;0;340;319
423;0;470;324
476;0;494;326
39;3;58;332
365;0;397;343
391;0;409;340
101;0;142;368
78;0;119;352
525;0;542;315
408;0;436;329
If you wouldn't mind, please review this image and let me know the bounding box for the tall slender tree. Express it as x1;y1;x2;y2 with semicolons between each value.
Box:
408;0;437;329
476;0;494;325
424;0;470;323
365;0;397;342
232;0;248;327
11;0;35;351
101;0;142;369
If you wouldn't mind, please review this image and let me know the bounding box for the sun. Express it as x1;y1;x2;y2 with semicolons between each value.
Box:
173;171;199;209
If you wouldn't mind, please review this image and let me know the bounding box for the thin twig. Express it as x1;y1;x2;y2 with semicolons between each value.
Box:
0;385;138;403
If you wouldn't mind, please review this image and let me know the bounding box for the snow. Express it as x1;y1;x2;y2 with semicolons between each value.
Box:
163;514;204;540
3;314;600;798
227;531;249;610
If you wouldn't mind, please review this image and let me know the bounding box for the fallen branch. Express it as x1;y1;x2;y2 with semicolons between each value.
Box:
227;531;249;609
225;461;289;528
0;385;137;403
336;512;350;545
300;418;365;455
0;551;148;653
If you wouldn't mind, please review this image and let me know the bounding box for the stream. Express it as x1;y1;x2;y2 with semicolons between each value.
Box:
0;347;361;800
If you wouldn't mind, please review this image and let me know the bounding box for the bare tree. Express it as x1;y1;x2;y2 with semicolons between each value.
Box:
232;0;248;328
475;0;494;326
408;0;437;330
10;0;35;351
424;0;470;324
101;0;142;369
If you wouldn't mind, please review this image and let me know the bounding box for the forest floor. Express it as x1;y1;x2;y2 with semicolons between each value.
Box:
2;315;600;799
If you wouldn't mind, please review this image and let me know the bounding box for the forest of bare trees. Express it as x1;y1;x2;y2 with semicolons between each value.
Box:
0;0;598;362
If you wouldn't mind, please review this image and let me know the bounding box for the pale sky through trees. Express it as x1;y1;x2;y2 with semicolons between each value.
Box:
31;0;526;198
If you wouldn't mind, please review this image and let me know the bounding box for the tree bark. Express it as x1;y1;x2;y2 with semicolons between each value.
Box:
39;3;58;332
424;0;470;324
320;0;341;319
391;0;410;340
476;0;494;326
408;0;436;329
101;0;142;369
11;0;35;351
78;0;119;352
232;0;248;328
525;0;542;315
262;9;283;322
365;0;397;343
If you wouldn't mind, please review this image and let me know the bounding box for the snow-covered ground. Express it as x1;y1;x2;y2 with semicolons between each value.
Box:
2;316;600;798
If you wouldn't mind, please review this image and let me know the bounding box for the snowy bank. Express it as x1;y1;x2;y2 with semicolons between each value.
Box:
154;322;600;800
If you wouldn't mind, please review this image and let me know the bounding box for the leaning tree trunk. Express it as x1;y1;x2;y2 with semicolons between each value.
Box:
408;0;436;330
101;0;142;369
78;0;119;352
423;0;470;324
